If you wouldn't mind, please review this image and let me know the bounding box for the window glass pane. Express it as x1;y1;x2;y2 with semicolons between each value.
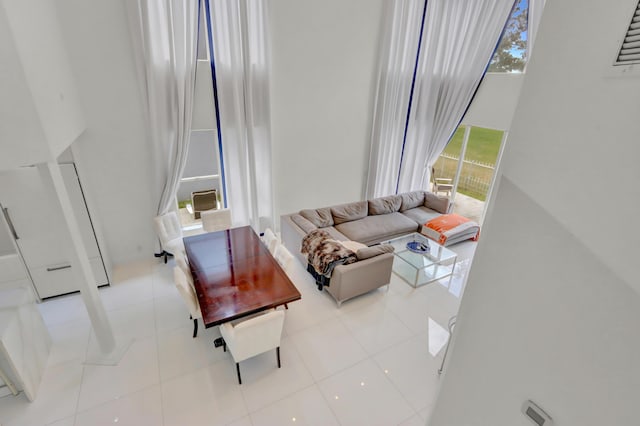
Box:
177;130;221;210
488;0;528;73
182;130;218;178
459;127;503;202
433;127;464;187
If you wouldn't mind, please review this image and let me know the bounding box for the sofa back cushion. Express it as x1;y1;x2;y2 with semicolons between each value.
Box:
400;191;426;211
300;207;334;228
424;192;450;214
291;214;318;233
368;195;402;215
331;201;368;225
356;244;395;261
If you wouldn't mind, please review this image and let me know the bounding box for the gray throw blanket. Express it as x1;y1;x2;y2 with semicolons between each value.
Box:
301;230;357;278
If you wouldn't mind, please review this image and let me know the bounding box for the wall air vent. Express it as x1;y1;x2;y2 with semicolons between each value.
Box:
615;1;640;65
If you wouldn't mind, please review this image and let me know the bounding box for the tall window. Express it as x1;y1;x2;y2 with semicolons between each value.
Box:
488;0;528;72
433;125;505;223
176;4;222;230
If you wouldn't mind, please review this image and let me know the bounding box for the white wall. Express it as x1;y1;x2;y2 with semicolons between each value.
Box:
0;0;85;169
270;0;385;219
55;0;155;264
501;0;640;289
461;73;524;131
430;0;640;424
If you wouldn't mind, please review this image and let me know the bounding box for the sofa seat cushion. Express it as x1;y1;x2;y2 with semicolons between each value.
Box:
401;206;442;226
335;212;418;245
323;226;350;241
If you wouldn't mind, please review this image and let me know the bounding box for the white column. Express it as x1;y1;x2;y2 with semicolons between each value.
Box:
37;162;115;353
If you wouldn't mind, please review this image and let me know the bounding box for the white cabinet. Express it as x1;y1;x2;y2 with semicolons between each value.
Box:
0;163;109;299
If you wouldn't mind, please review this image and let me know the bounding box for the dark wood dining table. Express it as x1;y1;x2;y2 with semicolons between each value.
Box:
183;226;301;328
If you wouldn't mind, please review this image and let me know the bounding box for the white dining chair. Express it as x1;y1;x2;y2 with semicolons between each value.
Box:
201;208;232;233
173;266;202;338
173;251;192;285
274;244;294;273
153;211;184;263
219;309;285;384
262;228;279;254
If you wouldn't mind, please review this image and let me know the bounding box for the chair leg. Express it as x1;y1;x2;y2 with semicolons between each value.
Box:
192;318;198;338
276;346;281;368
284;303;288;310
236;362;242;385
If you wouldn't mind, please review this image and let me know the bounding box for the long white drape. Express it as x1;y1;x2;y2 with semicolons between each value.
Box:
365;0;426;199
398;0;515;193
527;0;546;63
366;0;515;196
126;0;200;216
207;0;274;232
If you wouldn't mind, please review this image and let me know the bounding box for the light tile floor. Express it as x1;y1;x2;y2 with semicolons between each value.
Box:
0;240;477;426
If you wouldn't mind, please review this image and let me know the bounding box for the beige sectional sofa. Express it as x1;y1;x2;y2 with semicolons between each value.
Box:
280;190;452;305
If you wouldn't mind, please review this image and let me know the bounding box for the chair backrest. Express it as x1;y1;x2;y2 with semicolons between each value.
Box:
263;228;279;254
173;251;194;289
191;190;218;214
273;244;294;273
220;310;285;363
154;212;182;247
173;266;201;319
201;208;232;232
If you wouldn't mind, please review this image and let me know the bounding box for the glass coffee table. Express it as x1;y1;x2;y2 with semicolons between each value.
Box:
383;233;457;288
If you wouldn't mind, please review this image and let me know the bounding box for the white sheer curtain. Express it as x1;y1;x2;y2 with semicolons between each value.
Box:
366;0;515;195
207;0;274;232
527;0;546;63
126;0;200;215
365;0;425;199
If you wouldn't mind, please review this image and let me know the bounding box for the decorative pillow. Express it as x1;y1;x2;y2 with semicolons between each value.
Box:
368;195;402;215
291;214;318;234
356;244;395;261
400;190;425;211
331;201;368;225
424;192;450;214
300;207;334;228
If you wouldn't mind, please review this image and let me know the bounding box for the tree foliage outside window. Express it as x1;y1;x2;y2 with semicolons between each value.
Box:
488;0;528;72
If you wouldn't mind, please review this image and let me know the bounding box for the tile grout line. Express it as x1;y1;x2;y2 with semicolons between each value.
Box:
150;265;167;426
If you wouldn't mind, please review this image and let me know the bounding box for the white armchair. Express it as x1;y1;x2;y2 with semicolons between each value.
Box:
173;266;202;338
153;211;184;263
173;251;191;279
201;208;232;233
220;310;285;384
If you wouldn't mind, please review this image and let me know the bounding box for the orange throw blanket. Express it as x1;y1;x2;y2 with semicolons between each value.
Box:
424;213;480;245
